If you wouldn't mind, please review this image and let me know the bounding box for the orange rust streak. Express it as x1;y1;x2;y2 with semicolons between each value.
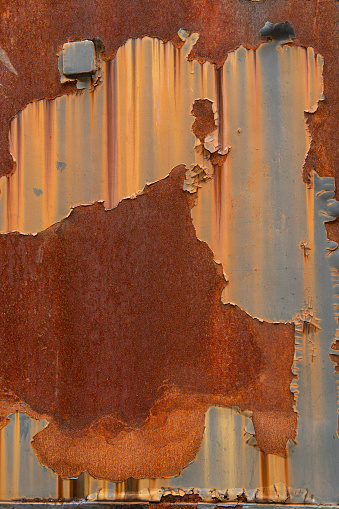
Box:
260;451;270;499
57;476;64;498
0;427;5;499
284;456;290;492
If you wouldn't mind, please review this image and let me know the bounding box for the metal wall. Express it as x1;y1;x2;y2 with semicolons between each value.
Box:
0;1;338;504
0;0;339;500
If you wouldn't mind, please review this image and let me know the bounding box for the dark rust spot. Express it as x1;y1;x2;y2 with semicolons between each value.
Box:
191;99;216;142
325;219;339;247
159;493;202;503
303;101;337;183
209;151;228;166
330;353;339;372
156;505;198;509
170;34;186;49
0;166;296;479
236;493;248;503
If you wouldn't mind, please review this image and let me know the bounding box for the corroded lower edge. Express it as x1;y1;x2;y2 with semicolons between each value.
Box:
0;504;337;509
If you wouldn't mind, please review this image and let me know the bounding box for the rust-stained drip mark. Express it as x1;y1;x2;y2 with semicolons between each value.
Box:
106;56;118;209
190;92;230;236
57;476;64;498
214;67;224;233
260;451;270;500
300;241;311;258
0;166;296;480
69;474;86;499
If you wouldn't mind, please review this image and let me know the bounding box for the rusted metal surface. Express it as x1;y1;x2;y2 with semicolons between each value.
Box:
0;165;296;479
0;0;338;503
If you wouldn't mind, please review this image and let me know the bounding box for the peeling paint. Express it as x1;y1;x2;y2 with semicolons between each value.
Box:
313;173;339;431
0;47;18;76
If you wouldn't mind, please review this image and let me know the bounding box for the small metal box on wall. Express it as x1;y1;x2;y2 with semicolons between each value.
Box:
0;0;337;505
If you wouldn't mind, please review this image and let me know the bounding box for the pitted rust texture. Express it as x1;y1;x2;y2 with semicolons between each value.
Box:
159;494;202;503
156;504;199;509
0;166;296;479
191;99;216;143
0;0;337;190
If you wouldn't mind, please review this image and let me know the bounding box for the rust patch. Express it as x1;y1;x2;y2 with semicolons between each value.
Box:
191;99;216;143
325;218;339;247
330;354;339;372
303;101;336;183
156;504;199;509
191;98;230;167
170;34;186;49
159;494;202;503
0;165;296;479
209;151;228;167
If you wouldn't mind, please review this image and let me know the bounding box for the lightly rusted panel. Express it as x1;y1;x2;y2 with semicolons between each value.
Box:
0;0;338;502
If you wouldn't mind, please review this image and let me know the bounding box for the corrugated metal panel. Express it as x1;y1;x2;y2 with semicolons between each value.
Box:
0;31;337;503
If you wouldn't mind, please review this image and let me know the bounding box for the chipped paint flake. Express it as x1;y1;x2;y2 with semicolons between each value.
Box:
0;47;18;75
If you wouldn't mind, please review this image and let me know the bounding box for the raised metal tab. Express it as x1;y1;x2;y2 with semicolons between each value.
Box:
62;40;96;76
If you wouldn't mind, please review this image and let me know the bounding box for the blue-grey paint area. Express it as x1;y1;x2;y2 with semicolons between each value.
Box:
0;413;56;499
214;41;322;321
284;172;339;503
259;22;295;40
62;41;96;77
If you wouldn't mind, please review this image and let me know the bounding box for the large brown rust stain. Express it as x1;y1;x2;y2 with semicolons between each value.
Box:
0;166;296;479
0;0;338;192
